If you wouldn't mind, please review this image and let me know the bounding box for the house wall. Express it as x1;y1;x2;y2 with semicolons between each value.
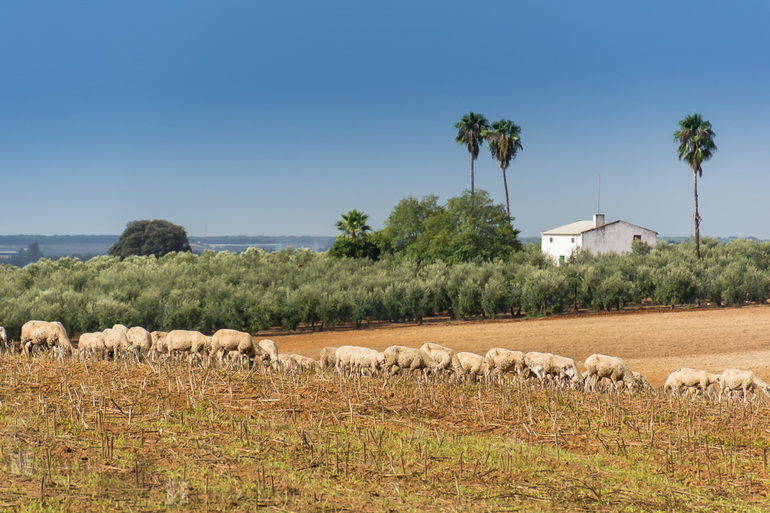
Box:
582;221;657;255
541;233;581;263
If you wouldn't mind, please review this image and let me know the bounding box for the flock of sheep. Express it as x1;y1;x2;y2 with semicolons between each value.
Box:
10;320;770;403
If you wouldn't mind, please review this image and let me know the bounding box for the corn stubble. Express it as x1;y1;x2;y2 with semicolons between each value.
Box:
0;352;767;511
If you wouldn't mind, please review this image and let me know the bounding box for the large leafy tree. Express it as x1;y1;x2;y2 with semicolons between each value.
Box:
674;113;717;260
108;219;191;260
334;209;371;241
485;119;523;221
455;112;490;195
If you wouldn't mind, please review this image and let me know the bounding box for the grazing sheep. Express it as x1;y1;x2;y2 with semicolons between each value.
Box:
103;327;130;354
420;343;466;376
276;353;298;372
126;326;153;354
524;351;582;385
78;331;107;358
335;346;385;376
211;329;264;364
291;354;320;371
164;330;211;357
584;354;636;392
21;320;72;356
663;368;721;398
258;339;279;363
150;331;169;355
631;371;654;394
319;346;339;370
456;352;488;380
485;348;527;378
719;369;770;402
383;346;440;376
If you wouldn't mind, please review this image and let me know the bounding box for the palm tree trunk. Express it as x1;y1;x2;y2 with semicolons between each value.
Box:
693;167;700;260
502;167;511;222
470;154;475;195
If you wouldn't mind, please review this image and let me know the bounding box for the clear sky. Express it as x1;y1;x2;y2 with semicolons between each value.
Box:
1;1;768;239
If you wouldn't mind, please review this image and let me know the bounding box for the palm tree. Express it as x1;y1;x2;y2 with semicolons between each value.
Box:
674;113;717;260
335;209;372;241
485;119;523;221
455;112;490;195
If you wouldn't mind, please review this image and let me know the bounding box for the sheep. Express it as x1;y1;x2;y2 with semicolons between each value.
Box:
485;348;527;378
383;346;441;377
211;329;265;364
319;346;339;370
631;371;654;394
663;368;721;398
290;354;320;371
719;369;770;402
103;327;130;354
0;326;7;348
258;339;279;363
164;330;212;357
126;326;153;354
420;343;466;376
276;353;298;372
21;320;72;356
78;331;107;359
456;352;488;380
524;351;582;386
150;331;169;355
335;346;385;376
583;354;636;392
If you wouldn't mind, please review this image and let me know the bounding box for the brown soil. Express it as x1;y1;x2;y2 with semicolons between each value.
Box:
267;305;770;387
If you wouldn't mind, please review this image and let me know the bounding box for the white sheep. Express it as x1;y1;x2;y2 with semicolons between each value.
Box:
21;320;72;356
164;330;212;357
524;351;582;385
383;346;440;377
663;368;721;398
150;331;169;356
719;369;770;402
290;354;320;371
335;346;385;376
78;331;107;359
0;326;7;348
211;329;264;364
126;326;153;354
485;348;527;378
631;371;654;394
319;346;339;370
583;354;636;392
420;343;466;375
456;352;488;380
103;327;130;354
258;339;279;363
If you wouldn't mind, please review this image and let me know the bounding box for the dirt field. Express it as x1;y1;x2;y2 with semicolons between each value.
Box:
269;305;770;387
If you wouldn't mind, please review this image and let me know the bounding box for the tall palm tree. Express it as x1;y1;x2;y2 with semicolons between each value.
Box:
674;113;717;260
485;119;523;221
455;112;490;195
335;209;371;241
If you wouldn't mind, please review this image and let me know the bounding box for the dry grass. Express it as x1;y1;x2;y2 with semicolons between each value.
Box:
0;348;769;512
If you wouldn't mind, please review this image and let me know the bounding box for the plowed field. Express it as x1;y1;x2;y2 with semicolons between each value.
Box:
270;305;770;386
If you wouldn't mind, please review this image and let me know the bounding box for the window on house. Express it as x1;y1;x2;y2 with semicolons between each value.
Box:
571;237;575;243
633;235;641;241
549;237;553;243
559;255;565;263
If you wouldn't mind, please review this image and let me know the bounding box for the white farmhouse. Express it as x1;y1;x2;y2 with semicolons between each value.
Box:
541;214;657;264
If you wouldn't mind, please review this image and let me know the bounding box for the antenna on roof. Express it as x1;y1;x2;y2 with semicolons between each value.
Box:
597;175;601;214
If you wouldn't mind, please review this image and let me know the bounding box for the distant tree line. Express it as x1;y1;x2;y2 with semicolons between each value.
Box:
1;236;769;339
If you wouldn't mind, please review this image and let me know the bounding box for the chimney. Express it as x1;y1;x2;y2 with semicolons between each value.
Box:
593;214;605;228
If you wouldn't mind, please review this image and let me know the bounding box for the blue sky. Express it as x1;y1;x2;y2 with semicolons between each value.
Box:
1;1;768;239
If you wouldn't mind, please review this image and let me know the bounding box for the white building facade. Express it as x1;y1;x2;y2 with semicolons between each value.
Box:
541;214;657;264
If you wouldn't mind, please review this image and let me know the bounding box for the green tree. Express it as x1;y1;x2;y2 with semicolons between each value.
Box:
674;113;717;260
335;209;371;241
485;119;523;221
455;112;490;195
108;219;191;260
382;195;442;256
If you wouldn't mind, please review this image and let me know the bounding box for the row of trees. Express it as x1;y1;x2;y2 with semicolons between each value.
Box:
1;236;768;339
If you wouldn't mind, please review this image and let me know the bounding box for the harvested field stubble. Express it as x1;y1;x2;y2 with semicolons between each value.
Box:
0;349;768;511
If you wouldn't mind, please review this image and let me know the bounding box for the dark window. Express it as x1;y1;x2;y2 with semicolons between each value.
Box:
571;237;575;243
633;234;641;241
549;237;553;243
